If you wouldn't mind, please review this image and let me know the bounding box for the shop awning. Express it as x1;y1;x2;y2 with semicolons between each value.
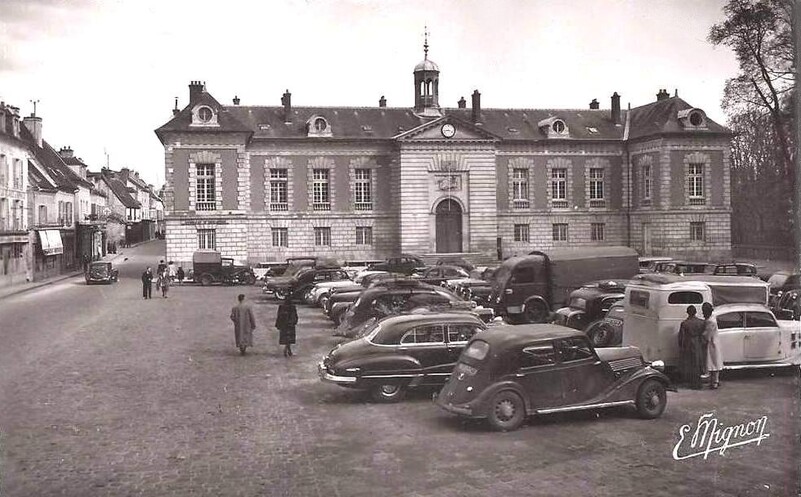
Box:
38;230;64;256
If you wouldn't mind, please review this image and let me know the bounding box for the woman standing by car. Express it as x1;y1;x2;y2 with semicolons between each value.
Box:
275;299;298;357
702;302;722;389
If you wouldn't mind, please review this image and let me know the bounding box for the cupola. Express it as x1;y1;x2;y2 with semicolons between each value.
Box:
413;28;441;117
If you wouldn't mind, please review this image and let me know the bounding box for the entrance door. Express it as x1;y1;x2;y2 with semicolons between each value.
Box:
435;199;462;253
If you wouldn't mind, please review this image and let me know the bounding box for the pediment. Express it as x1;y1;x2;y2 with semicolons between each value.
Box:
396;116;499;142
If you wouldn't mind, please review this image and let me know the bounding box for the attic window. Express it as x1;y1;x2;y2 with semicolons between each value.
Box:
307;115;332;137
198;107;213;123
689;112;704;126
552;120;566;134
314;117;327;132
586;127;599;134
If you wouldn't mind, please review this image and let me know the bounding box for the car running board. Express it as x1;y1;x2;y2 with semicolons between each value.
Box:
535;400;635;415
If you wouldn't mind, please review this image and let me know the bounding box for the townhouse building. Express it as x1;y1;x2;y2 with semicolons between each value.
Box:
155;45;732;268
0;102;30;287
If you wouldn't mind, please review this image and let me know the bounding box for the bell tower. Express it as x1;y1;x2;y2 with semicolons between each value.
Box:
413;28;441;117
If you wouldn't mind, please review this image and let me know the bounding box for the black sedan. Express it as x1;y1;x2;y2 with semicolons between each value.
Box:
85;262;119;284
319;313;487;402
436;324;674;431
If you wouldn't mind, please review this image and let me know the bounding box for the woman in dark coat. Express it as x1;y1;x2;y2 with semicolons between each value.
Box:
275;299;298;357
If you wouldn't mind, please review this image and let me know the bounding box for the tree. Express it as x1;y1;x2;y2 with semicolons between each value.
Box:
709;0;796;258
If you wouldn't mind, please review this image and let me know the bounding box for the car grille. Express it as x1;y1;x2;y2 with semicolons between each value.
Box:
608;357;642;372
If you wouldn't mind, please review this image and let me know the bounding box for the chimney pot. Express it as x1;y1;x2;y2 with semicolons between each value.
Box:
610;92;621;124
233;95;240;105
589;98;599;110
281;90;292;123
471;90;481;123
22;114;43;147
458;97;466;109
379;96;386;108
656;89;670;101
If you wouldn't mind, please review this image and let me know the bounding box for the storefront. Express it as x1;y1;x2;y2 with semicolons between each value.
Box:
0;234;30;288
32;228;76;282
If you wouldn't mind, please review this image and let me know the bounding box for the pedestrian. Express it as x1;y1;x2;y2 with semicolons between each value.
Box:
82;253;90;273
275;298;298;357
160;268;170;298
168;260;177;282
141;267;153;299
677;305;706;389
230;294;256;355
157;259;167;276
702;302;723;389
176;266;185;286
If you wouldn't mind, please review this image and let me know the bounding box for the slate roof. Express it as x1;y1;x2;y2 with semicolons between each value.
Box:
155;89;729;143
28;159;58;192
104;175;141;209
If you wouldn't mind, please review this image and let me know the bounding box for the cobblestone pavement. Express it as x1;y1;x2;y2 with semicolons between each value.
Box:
0;241;799;497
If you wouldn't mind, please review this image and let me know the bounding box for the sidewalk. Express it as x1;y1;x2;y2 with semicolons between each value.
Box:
0;242;148;302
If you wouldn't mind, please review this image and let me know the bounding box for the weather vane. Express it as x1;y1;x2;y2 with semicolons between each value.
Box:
424;26;429;59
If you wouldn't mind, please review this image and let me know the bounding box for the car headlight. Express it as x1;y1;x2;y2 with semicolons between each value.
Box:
650;360;665;371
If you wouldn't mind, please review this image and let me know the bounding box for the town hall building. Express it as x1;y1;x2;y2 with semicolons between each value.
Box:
155;42;732;267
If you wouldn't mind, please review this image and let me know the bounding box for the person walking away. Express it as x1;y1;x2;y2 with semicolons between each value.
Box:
230;294;256;355
157;260;167;276
176;266;185;286
160;268;171;298
677;305;706;389
168;261;177;283
141;267;153;299
276;298;298;357
702;302;723;389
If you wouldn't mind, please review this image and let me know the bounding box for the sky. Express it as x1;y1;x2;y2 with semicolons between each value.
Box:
0;0;739;187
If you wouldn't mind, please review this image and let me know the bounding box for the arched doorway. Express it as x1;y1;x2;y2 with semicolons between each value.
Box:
435;199;462;253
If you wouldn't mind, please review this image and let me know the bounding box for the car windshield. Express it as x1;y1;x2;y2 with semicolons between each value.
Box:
89;264;109;277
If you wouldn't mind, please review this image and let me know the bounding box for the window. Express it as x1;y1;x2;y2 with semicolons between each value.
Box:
590;223;605;241
690;222;705;242
512;168;529;208
314;117;327;132
312;169;330;211
552;120;566;134
688;163;704;204
746;312;777;328
197;228;216;249
463;340;490;360
269;169;288;211
314;227;331;246
13;159;22;189
668;291;704;304
0;154;6;186
555;337;594;362
271;228;288;247
551;168;567;203
65;202;73;225
642;164;652;201
511;265;538;284
198;106;213;123
400;325;445;344
356;226;372;245
717;312;744;330
588;168;604;201
520;344;556;367
552;223;568;242
354;169;372;210
513;224;529;242
447;324;480;343
629;290;650;309
196;164;216;211
38;205;47;225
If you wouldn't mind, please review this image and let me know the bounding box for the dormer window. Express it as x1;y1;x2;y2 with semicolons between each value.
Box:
538;116;570;138
191;105;218;126
678;108;707;129
307;115;332;137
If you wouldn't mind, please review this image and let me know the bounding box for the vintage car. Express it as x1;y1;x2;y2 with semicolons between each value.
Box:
435;256;475;272
592;302;626;347
85;261;119;284
253;262;288;281
319;313;487;402
265;267;350;301
436;324;674;431
412;265;471;286
773;289;801;320
553;280;629;347
192;250;257;286
638;257;673;274
767;271;801;307
368;254;427;276
450;279;494;308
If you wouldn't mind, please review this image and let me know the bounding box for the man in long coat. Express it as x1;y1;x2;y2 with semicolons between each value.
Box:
230;294;256;355
141;267;153;299
677;305;706;389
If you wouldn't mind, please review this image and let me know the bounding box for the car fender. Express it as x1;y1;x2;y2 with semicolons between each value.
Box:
618;366;676;393
466;380;528;418
340;355;423;384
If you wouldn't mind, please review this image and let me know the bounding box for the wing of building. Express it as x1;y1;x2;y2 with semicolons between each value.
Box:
155;48;732;268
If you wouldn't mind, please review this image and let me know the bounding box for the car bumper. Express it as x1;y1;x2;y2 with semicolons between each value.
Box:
436;400;475;417
318;362;358;385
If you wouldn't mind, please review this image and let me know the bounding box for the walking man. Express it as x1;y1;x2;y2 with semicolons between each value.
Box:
141;267;153;299
677;305;706;389
230;294;256;355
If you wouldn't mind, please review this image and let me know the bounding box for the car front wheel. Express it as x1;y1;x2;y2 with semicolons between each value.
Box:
487;390;526;431
635;379;667;419
370;383;407;403
524;301;549;323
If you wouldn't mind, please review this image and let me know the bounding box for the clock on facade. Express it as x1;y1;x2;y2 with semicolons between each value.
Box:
441;123;456;138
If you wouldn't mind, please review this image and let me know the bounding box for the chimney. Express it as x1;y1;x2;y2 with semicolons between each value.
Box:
172;97;179;116
233;95;240;105
471;90;481;123
656;89;670;101
58;146;74;159
611;92;621;124
188;81;204;103
0;102;5;134
589;98;599;110
458;97;466;109
119;168;130;183
379;96;386;108
23;114;42;147
281;89;292;123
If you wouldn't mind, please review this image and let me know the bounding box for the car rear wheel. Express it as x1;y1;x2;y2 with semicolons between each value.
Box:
274;289;288;300
199;274;213;286
319;295;330;309
370;383;407;403
487;391;525;431
524;301;549;323
635;379;667;419
586;321;615;348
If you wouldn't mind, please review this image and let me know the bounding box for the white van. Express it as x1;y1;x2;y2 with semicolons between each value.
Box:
622;274;800;369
